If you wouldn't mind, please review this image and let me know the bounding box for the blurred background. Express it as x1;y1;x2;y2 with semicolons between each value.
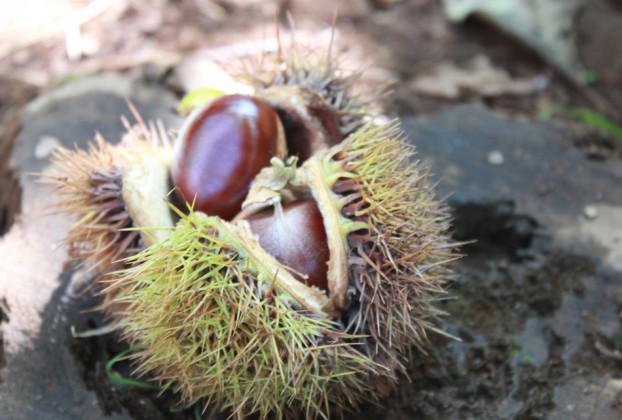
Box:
1;0;621;120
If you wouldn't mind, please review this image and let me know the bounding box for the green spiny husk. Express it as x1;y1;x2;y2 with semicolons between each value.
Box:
313;122;457;372
110;122;457;418
109;212;387;419
46;119;174;305
47;137;140;275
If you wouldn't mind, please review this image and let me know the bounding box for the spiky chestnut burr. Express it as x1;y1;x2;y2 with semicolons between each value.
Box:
109;211;382;418
300;122;456;372
46;119;175;297
47;136;137;275
243;35;380;161
109;121;456;418
175;36;380;163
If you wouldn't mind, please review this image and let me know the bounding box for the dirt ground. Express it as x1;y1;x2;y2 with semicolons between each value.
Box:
1;0;622;419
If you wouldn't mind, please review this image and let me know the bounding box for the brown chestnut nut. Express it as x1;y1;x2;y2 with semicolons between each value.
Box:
247;199;330;291
173;94;286;220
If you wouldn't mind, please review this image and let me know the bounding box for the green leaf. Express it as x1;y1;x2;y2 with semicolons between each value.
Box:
177;87;226;115
570;108;622;141
538;104;622;144
168;397;192;413
105;348;160;390
583;69;598;85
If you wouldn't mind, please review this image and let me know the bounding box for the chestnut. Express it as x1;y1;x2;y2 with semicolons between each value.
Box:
49;33;460;418
247;199;330;291
173;94;286;220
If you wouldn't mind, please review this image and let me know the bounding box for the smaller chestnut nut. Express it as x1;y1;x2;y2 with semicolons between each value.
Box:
247;199;330;291
173;94;286;220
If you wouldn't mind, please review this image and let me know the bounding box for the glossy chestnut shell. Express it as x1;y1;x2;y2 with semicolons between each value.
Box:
247;200;330;291
174;94;284;220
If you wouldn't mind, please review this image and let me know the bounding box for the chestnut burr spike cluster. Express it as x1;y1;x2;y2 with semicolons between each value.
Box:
49;41;457;419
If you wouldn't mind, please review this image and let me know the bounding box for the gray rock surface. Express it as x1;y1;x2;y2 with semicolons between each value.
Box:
405;103;622;269
385;103;622;419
